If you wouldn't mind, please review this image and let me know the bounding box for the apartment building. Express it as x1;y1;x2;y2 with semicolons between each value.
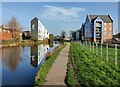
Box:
31;17;49;40
70;31;76;40
84;15;113;43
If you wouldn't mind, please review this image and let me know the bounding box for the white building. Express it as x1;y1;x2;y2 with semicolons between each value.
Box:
31;17;49;40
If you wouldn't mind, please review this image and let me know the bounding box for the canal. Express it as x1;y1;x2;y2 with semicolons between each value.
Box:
1;42;60;86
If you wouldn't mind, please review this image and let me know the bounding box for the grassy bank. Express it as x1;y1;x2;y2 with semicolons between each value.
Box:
66;42;119;86
34;42;67;85
1;39;49;48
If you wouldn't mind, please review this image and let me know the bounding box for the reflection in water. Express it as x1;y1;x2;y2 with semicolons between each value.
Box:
2;43;60;85
30;44;49;67
49;42;53;47
2;46;22;71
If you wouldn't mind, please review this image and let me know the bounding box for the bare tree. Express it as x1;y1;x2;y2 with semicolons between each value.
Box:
61;31;66;38
5;16;23;40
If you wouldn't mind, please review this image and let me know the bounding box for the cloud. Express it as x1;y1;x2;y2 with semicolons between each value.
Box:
39;5;86;22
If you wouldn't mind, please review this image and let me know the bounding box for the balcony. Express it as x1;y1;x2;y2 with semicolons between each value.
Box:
96;23;102;27
96;34;101;38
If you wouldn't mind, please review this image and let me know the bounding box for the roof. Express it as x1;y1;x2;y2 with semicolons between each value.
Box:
89;15;113;23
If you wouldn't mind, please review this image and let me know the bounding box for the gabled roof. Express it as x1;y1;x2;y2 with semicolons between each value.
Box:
88;15;113;23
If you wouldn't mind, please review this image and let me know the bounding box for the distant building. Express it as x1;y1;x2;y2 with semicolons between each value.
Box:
31;17;49;40
76;29;81;40
81;23;85;41
70;29;81;41
0;25;12;41
0;25;22;41
22;31;31;40
70;31;76;40
84;15;113;43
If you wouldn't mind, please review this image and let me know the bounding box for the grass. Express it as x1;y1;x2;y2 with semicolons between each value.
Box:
82;42;120;66
1;39;49;47
66;42;120;86
34;42;67;85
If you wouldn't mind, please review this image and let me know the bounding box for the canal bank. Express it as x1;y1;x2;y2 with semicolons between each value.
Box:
0;39;49;48
35;42;68;85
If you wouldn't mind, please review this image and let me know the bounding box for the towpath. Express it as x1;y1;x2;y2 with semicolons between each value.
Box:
45;42;70;85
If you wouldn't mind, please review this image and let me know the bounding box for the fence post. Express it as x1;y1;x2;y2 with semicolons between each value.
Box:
90;42;91;52
93;42;94;54
115;44;117;65
106;43;108;61
80;41;81;46
96;42;98;55
101;43;102;57
86;41;87;47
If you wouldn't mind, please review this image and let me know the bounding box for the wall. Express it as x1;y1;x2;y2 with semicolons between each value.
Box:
0;28;12;41
104;22;113;41
31;18;38;40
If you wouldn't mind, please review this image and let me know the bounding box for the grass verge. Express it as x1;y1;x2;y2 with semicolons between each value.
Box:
34;42;67;85
66;42;119;86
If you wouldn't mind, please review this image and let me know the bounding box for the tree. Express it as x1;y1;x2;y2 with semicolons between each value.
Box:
61;31;66;38
5;16;23;40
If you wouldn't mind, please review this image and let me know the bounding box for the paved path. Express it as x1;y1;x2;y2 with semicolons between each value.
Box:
45;43;70;85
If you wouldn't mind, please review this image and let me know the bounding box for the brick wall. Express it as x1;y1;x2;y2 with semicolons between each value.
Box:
0;30;12;41
104;22;113;40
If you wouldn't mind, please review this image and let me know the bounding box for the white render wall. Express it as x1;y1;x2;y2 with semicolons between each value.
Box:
31;17;49;40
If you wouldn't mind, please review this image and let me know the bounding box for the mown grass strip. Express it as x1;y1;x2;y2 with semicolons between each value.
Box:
34;42;67;85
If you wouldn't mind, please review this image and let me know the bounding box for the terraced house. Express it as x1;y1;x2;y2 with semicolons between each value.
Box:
83;15;113;43
31;17;49;40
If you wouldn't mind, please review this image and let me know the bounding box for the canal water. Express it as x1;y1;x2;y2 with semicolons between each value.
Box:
1;43;60;86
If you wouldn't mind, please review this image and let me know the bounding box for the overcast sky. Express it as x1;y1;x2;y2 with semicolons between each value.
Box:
2;2;118;36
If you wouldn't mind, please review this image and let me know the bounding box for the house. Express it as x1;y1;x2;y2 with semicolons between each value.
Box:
31;17;49;40
0;25;22;41
0;25;12;41
84;15;113;43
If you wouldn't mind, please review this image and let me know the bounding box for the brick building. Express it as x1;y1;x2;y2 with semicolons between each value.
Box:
0;25;22;41
0;25;12;41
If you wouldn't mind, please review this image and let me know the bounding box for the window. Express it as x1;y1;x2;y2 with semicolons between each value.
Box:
109;32;112;36
104;27;106;31
39;29;41;33
109;27;112;31
104;32;106;35
32;24;35;29
104;23;106;26
0;29;1;32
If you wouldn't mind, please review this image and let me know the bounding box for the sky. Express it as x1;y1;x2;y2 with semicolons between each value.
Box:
2;2;118;36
